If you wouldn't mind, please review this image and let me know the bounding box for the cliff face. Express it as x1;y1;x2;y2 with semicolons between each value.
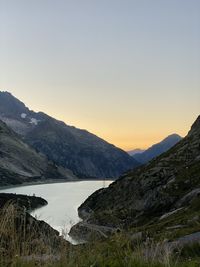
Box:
74;116;200;239
0;120;76;186
0;91;138;179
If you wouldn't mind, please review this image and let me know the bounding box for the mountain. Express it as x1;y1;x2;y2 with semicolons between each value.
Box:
0;91;138;178
0;119;76;186
127;148;145;156
71;115;200;241
132;134;182;164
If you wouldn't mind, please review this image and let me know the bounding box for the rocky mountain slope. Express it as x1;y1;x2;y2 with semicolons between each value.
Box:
71;115;200;241
133;134;182;164
0;91;138;178
0;120;76;186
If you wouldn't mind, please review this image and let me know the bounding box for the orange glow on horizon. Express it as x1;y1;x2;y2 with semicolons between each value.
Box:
0;0;199;154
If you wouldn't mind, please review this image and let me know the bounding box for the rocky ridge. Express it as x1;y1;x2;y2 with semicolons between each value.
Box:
0;91;138;178
71;115;200;242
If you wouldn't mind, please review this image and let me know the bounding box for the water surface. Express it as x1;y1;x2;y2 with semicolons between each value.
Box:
0;180;112;243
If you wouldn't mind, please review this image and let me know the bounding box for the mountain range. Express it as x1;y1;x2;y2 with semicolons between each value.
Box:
0;91;138;179
127;148;145;156
131;134;182;164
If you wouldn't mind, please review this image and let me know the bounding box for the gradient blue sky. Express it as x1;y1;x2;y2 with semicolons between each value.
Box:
0;0;199;150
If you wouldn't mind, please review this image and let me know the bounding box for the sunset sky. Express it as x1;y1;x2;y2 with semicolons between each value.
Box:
0;0;199;150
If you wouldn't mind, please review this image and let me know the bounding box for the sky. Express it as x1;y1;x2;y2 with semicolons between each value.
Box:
0;0;199;150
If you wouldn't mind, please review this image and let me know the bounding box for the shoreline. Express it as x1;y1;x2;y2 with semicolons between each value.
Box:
0;178;114;191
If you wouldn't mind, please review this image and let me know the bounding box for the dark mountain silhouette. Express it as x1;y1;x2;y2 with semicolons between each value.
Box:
0;91;138;178
132;134;182;164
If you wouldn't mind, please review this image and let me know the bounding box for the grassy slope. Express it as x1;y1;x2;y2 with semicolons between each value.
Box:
2;235;200;267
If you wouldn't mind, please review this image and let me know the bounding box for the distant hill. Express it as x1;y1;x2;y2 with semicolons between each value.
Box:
132;134;182;164
0;120;76;186
127;148;145;156
0;91;138;178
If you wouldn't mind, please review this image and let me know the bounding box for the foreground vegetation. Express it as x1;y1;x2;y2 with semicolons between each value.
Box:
1;238;200;267
1;204;200;267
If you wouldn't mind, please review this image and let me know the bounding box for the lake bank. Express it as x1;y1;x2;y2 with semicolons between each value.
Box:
0;180;113;244
0;177;113;190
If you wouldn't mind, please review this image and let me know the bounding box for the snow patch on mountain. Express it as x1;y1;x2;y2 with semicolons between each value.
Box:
21;113;27;119
29;118;39;125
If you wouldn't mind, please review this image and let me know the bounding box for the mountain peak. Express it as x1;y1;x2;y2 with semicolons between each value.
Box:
0;90;12;95
0;90;20;101
132;133;182;164
0;91;138;178
0;90;28;116
164;133;182;140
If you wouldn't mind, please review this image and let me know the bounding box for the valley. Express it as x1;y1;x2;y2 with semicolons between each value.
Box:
0;113;200;267
1;1;199;265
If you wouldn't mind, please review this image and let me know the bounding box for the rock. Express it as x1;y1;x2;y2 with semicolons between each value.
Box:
175;188;200;208
166;225;187;230
188;215;200;223
130;232;143;241
172;232;200;247
142;231;200;261
159;208;184;220
69;221;118;242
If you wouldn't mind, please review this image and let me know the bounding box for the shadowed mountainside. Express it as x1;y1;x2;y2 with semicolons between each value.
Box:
0;120;76;186
132;134;182;164
0;91;139;179
71;115;200;242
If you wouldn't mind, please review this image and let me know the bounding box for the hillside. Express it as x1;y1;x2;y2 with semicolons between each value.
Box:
0;91;138;178
0;120;76;186
72;115;200;241
132;134;182;164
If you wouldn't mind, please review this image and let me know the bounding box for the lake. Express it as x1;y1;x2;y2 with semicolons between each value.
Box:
0;180;113;244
